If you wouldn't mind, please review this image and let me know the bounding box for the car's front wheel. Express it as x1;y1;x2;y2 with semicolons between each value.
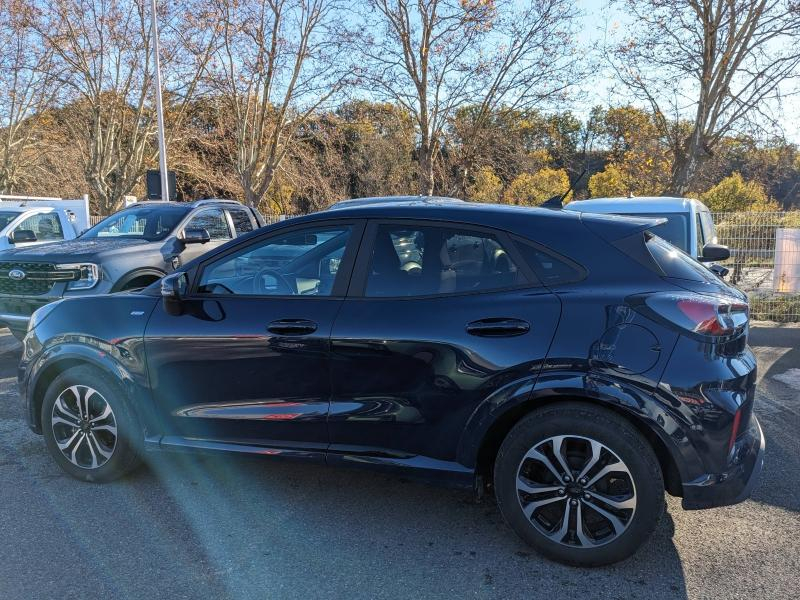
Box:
41;365;141;482
494;402;664;566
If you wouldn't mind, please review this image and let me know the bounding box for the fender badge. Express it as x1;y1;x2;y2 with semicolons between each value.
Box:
130;310;145;316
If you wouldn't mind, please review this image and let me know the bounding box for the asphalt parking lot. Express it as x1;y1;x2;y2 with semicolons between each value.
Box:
0;326;798;600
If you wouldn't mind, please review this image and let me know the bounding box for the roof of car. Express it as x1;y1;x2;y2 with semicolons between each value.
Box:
114;199;243;210
327;195;465;210
289;197;658;240
563;196;707;214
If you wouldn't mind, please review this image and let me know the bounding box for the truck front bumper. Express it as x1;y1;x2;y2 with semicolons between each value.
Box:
0;295;62;331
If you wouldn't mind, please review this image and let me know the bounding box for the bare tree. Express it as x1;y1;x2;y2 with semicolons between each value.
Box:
359;0;582;196
0;0;58;193
36;0;216;213
206;0;350;209
610;0;800;195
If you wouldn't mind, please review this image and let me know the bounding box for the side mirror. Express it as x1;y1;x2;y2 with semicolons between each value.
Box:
699;243;730;263
9;229;37;244
161;272;188;315
180;227;211;244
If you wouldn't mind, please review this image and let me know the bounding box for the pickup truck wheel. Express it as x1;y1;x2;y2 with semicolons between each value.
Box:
41;365;141;482
494;403;664;566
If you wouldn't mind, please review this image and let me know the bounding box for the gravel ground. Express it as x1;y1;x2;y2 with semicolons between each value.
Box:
0;326;797;600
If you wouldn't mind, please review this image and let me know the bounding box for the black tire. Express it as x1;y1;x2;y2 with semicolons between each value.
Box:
494;402;664;566
41;365;142;482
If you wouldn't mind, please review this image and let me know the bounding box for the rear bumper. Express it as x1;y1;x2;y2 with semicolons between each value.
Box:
681;415;765;510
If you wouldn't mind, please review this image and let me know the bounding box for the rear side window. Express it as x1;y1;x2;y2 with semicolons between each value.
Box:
228;208;255;235
646;234;717;282
514;241;585;286
365;224;528;297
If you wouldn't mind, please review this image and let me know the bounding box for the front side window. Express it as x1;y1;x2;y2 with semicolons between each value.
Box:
365;224;526;297
186;208;232;240
83;205;190;241
197;225;352;296
695;212;705;256
699;210;717;244
16;213;64;241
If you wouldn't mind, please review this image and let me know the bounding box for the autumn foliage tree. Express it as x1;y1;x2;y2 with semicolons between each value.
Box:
610;0;800;195
359;0;581;196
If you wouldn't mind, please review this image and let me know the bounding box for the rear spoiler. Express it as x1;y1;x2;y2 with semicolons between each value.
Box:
579;212;667;242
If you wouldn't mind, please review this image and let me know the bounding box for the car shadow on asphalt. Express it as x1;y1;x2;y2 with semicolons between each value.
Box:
748;327;800;514
134;449;690;599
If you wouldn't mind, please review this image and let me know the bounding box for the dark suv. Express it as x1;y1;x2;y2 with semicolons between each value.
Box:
18;198;763;566
0;199;263;338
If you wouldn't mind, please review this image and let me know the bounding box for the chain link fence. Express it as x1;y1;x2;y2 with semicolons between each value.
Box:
712;211;800;322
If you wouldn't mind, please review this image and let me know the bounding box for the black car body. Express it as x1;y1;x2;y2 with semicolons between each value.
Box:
0;199;263;338
18;198;763;566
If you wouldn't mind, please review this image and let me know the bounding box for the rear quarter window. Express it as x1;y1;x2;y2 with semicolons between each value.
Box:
514;240;585;286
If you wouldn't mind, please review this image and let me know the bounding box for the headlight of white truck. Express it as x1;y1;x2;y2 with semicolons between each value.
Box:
57;263;100;290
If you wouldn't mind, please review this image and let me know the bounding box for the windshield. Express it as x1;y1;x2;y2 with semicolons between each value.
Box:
0;211;20;230
82;205;190;241
617;212;690;252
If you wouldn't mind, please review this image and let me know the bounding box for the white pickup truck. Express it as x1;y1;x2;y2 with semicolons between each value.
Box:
0;195;90;250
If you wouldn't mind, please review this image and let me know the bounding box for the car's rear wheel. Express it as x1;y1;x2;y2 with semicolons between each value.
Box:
41;365;141;482
494;403;664;566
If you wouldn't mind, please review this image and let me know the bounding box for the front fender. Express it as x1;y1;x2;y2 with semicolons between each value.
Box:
455;369;702;483
23;336;151;434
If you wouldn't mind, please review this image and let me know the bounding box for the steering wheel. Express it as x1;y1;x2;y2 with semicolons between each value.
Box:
252;267;295;295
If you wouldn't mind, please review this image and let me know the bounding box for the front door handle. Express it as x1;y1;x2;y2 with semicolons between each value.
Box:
267;319;318;336
466;318;530;337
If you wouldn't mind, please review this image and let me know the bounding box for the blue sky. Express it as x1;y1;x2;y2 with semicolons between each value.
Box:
574;0;800;143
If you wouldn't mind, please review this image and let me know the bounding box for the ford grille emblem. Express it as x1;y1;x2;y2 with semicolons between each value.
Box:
8;269;26;281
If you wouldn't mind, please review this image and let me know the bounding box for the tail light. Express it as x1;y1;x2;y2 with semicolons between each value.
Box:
633;293;749;339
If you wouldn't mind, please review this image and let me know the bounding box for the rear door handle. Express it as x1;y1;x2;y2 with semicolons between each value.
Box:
267;319;318;336
466;318;530;337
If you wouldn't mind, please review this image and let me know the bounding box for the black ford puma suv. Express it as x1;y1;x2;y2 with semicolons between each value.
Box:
18;198;763;566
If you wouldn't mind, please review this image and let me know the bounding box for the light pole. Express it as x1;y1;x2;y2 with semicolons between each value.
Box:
150;0;169;201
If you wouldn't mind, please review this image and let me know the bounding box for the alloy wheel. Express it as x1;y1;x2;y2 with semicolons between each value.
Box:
516;435;637;547
51;385;117;469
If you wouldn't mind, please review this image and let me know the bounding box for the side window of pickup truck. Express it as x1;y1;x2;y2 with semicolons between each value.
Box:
228;208;255;236
16;214;65;241
186;208;232;241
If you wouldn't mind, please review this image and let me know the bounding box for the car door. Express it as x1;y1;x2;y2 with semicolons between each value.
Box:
144;219;364;456
327;219;562;467
177;207;235;264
